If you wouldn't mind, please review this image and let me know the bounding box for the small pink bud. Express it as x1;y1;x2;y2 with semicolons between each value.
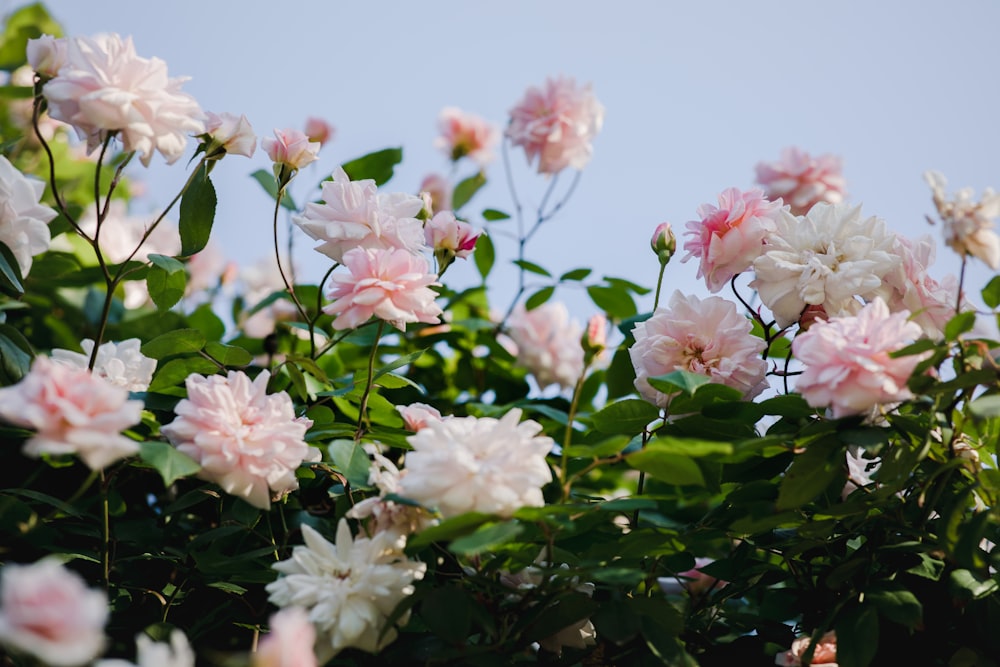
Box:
583;314;607;355
651;222;676;265
262;128;320;188
304;116;335;147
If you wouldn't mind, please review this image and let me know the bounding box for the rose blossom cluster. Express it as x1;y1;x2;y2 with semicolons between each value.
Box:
266;520;426;660
32;33;205;165
925;170;1000;270
755;147;846;216
161;370;319;510
507;76;605;174
51;338;156;392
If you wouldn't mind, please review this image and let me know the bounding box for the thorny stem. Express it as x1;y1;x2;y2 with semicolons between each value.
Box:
355;321;386;441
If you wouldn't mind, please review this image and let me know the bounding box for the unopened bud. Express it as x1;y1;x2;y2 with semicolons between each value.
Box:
582;314;607;362
650;222;676;265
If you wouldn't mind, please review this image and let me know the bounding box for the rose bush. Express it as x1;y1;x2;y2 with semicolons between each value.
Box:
1;5;999;667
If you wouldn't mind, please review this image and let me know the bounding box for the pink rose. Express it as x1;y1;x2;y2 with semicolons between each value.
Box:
42;33;205;165
252;607;317;667
629;291;768;408
650;221;676;265
682;187;783;292
776;630;838;666
203;111;256;158
161;370;319;510
434;106;499;165
0;558;108;667
791;298;925;418
884;234;964;339
507;76;605;174
506;302;585;391
293;167;425;263
324;247;443;331
0;356;142;469
424;210;481;267
303;116;335;146
262;128;320;171
755;147;846;217
396;403;445;431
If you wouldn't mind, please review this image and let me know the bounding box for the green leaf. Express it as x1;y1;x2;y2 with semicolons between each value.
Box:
138;441;201;486
0;242;24;295
627;447;705;486
146;266;187;312
969;394;1000;419
482;208;510;221
178;163;217;256
525;286;555;311
328;439;372;489
452;172;486;211
449;521;523;555
141;329;207;359
250;169;296;211
0;325;33;384
474;232;495;280
204;342;252;368
513;259;552;277
949;568;1000;600
559;267;592;281
867;582;922;628
647;370;711;396
564;434;632;458
592;399;660;434
406;512;495;550
587;284;637;319
148;357;220;393
776;435;843;510
835;605;879;667
645;435;734;458
982;275;1000;309
944;310;977;340
340;147;403;186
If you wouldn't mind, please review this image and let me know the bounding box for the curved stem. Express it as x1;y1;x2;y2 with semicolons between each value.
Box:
309;262;339;359
354;321;386;441
32;94;82;235
271;189;313;354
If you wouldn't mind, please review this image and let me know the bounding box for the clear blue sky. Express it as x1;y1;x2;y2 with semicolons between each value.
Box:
14;0;1000;320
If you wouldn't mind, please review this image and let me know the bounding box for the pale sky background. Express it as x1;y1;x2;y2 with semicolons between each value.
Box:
13;0;1000;322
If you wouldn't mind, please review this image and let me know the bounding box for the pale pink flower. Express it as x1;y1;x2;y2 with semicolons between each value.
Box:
506;302;585;391
776;630;838;667
629;291;768;409
0;356;141;469
424;210;481;267
160;370;319;510
293;167;425;263
0;558;108;667
435;106;500;165
185;241;230;296
303;116;335;147
650;221;676;264
236;256;300;338
396;403;444;431
42;33;205;165
751;203;901;328
397;409;554;518
51;338;156;392
884;234;964;338
583;313;608;356
26;34;67;78
419;173;452;214
202;111;256;158
925;170;1000;269
96;630;194;667
266;521;426;659
324;247;442;331
657;558;727;596
755;147;846;216
507;76;605;174
262;128;320;171
346;444;435;540
252;607;317;667
0;155;57;276
682;187;784;292
791;298;925;419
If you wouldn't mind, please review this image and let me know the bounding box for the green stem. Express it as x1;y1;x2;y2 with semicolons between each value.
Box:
355;321;386;441
100;470;110;588
653;261;667;310
560;366;589;500
271;189;313;356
